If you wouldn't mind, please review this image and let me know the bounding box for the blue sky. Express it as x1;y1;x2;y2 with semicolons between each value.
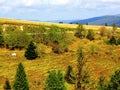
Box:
0;0;120;21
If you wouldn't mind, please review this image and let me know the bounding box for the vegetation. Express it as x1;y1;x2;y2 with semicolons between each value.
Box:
25;41;38;60
0;27;4;46
0;19;120;90
13;63;29;90
45;70;66;90
4;30;31;49
75;48;89;90
86;29;95;40
64;65;76;84
3;78;11;90
75;24;86;38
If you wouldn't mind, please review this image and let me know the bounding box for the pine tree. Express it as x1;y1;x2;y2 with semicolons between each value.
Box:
4;78;11;90
45;70;66;90
25;41;38;60
64;65;76;84
13;62;29;90
75;48;89;90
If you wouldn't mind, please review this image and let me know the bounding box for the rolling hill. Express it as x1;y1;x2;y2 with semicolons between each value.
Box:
54;15;120;27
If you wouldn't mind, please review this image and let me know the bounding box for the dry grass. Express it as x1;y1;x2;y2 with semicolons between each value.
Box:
0;38;120;90
0;18;120;90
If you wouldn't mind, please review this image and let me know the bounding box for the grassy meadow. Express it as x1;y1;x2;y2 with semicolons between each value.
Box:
0;18;120;90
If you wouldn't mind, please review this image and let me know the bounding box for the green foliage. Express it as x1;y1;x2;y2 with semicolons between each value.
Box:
107;70;120;90
13;63;29;90
86;29;95;40
97;76;107;90
109;36;117;45
64;65;76;84
112;24;117;33
75;24;86;39
25;41;38;60
4;30;31;49
4;78;11;90
45;70;66;90
0;27;4;45
52;40;69;54
75;48;89;90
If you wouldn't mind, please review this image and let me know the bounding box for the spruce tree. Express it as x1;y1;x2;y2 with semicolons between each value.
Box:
25;41;38;60
45;70;66;90
13;62;29;90
4;78;11;90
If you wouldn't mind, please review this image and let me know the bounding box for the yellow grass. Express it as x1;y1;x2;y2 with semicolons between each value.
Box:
1;18;120;31
0;38;120;90
0;18;120;90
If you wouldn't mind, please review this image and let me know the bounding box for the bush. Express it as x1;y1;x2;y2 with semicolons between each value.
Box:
109;36;117;45
4;30;32;50
4;78;11;90
99;27;106;36
86;29;95;40
25;41;38;60
75;24;86;39
64;65;76;84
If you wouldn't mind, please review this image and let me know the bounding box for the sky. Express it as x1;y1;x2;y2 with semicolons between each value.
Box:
0;0;120;21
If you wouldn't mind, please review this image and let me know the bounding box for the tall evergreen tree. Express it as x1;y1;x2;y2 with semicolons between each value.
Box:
75;48;89;90
45;70;66;90
4;78;11;90
13;62;29;90
25;41;38;60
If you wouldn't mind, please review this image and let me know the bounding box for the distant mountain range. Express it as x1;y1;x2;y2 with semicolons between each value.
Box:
50;14;120;27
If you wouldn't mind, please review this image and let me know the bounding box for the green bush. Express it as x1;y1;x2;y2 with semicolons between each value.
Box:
75;24;86;39
64;65;76;84
86;29;95;41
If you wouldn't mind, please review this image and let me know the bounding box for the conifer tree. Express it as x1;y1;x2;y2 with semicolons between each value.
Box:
0;27;4;45
45;70;66;90
25;41;38;60
75;48;89;90
13;62;29;90
4;78;11;90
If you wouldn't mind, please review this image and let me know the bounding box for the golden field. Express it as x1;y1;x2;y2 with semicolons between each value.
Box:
0;18;120;90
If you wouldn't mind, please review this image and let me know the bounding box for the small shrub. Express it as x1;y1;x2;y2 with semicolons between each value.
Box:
4;78;11;90
99;27;106;36
64;65;76;84
86;29;95;40
75;24;86;39
109;36;117;45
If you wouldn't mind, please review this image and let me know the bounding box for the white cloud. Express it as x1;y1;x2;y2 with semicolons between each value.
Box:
102;0;120;2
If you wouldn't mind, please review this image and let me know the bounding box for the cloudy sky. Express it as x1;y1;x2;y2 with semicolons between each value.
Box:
0;0;120;21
